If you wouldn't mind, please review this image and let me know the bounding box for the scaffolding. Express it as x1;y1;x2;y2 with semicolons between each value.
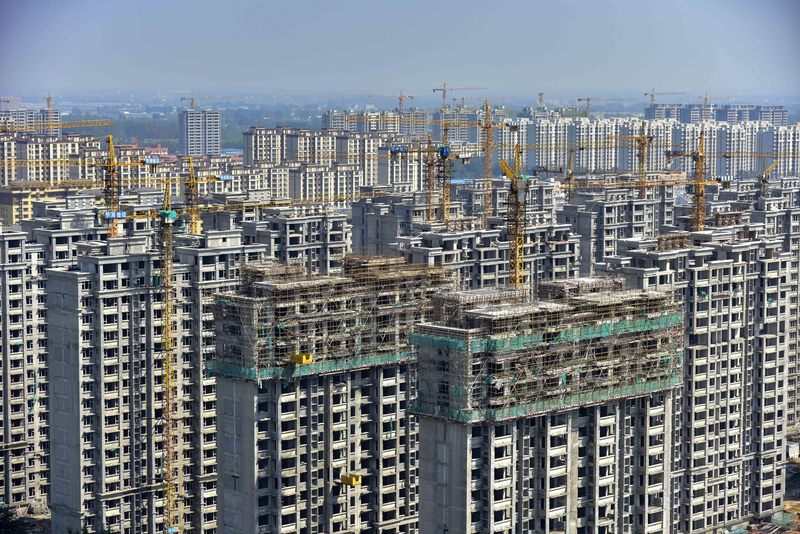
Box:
209;256;455;381
412;280;684;423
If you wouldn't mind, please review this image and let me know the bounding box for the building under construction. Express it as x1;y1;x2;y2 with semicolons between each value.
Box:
210;256;454;533
412;279;684;534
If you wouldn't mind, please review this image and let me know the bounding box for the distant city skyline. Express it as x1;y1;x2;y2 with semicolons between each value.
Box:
2;0;799;97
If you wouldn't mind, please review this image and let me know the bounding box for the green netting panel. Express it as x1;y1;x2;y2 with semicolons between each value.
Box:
207;351;414;381
471;333;543;352
413;374;680;423
415;313;684;355
409;332;467;352
551;313;683;344
770;512;793;527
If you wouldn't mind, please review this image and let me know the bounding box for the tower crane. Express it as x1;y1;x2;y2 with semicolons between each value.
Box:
3;158;148;168
610;122;654;199
154;160;181;534
389;123;470;223
436;125;453;222
388;138;440;221
576;97;616;119
432;84;487;109
532;145;585;204
644;89;686;104
563;146;585;204
666;131;708;231
352;91;416;112
698;92;734;119
183;156;232;235
699;92;734;108
3;158;151;193
499;144;527;290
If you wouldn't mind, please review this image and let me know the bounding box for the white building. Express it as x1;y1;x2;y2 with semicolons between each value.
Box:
179;108;221;157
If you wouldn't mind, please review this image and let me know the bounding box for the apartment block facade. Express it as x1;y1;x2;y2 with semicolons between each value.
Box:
211;257;454;533
413;282;684;533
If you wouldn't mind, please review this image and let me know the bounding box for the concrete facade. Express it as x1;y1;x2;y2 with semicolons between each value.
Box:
211;257;455;533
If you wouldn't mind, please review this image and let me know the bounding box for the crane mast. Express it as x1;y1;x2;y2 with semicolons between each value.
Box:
185;157;201;235
692;132;707;231
104;135;123;238
666;130;708;231
758;160;779;200
158;171;180;533
436;125;452;222
610;124;653;200
424;136;437;221
565;147;577;204
481;100;494;228
499;145;527;289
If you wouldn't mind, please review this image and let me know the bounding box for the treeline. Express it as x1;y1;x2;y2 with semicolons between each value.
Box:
66;105;324;151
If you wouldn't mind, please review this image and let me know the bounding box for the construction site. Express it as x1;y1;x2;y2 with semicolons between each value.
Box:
1;85;799;534
413;278;684;534
209;256;454;533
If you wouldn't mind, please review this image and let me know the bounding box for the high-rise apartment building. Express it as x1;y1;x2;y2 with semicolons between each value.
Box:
321;109;354;131
0;107;60;136
211;257;455;533
240;206;349;274
48;228;267;534
413;280;684;533
0;230;49;516
603;226;798;532
179;108;221;157
243;127;283;166
0;97;22;112
432;106;479;147
644;103;788;126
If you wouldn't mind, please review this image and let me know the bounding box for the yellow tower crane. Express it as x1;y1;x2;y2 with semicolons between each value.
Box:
666;131;708;231
611;123;654;199
155;162;181;534
183;156;233;235
388;123;470;223
436;124;453;222
499;144;527;289
531;145;586;204
352;91;416;112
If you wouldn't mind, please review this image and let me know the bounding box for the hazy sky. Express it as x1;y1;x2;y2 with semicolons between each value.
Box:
2;0;799;99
